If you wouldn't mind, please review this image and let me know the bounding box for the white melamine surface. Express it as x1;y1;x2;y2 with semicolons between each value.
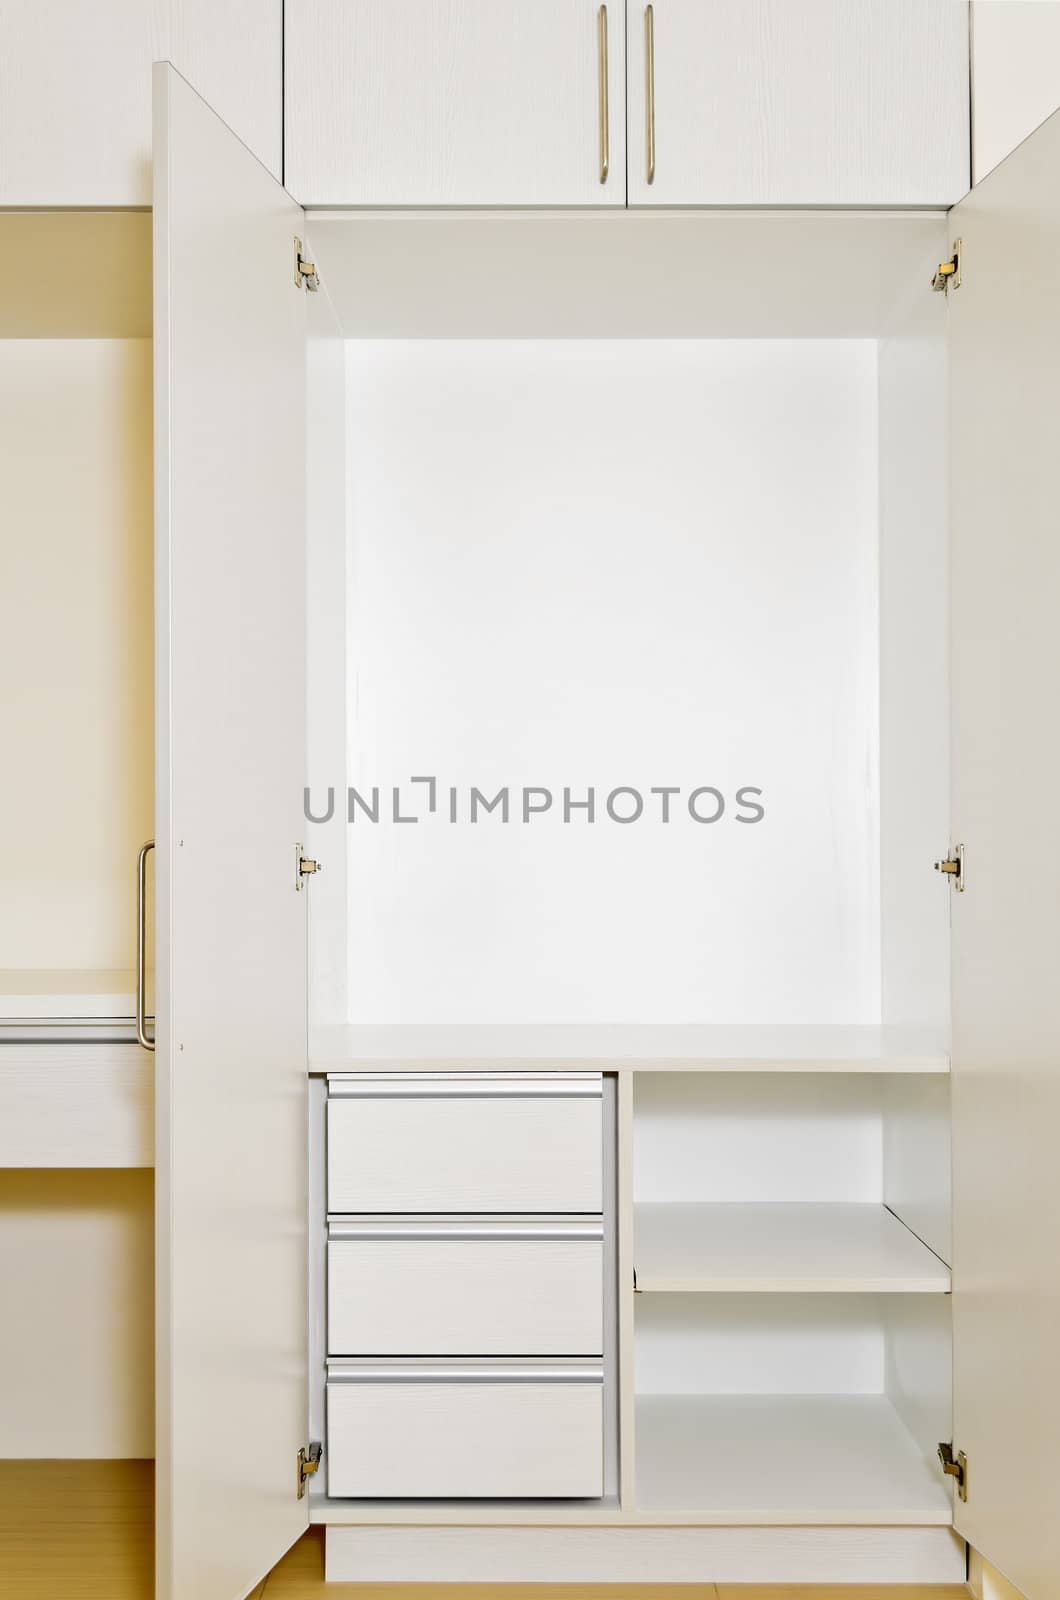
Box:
0;1;281;203
634;1073;885;1204
972;2;1060;182
0;1044;153;1168
635;1394;951;1523
877;263;950;1035
310;212;948;341
635;1293;889;1398
328;1092;603;1214
305;271;349;1030
327;1375;603;1499
324;1524;967;1583
883;1073;952;1267
343;339;879;1027
0;970;136;1020
311;1023;948;1072
153;65;308;1600
626;0;969;205
329;1233;603;1356
634;1204;950;1294
947;104;1060;1600
285;0;625;207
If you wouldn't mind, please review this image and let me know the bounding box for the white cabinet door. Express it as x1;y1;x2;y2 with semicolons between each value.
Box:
971;1;1060;182
626;0;969;205
0;1;281;204
284;0;625;206
153;64;308;1600
948;105;1060;1600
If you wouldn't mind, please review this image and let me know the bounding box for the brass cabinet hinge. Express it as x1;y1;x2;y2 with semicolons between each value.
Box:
934;844;965;893
294;237;320;292
932;239;962;293
297;1441;322;1499
938;1441;968;1502
295;843;322;890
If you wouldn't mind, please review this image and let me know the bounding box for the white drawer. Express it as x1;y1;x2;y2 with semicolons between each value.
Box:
326;1074;603;1214
326;1362;603;1498
328;1219;603;1356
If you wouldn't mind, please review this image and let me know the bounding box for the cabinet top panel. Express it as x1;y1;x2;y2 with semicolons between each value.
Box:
308;211;948;338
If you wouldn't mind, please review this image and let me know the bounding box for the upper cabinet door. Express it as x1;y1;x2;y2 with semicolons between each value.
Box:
947;107;1060;1600
285;0;626;206
0;1;281;205
153;64;309;1600
626;0;970;205
971;0;1060;183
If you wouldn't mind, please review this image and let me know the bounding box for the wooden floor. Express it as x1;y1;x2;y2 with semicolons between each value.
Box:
0;1462;972;1600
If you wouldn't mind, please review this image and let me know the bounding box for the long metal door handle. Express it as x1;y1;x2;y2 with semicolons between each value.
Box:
645;5;656;185
598;5;609;184
137;839;155;1052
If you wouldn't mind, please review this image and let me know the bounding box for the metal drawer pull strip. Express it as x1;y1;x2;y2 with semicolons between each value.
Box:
327;1072;602;1099
328;1359;603;1385
328;1216;604;1242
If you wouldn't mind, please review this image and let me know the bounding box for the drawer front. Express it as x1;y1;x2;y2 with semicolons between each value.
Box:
326;1368;603;1498
327;1077;603;1213
328;1225;603;1356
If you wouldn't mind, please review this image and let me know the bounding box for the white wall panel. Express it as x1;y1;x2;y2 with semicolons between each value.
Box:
344;339;879;1027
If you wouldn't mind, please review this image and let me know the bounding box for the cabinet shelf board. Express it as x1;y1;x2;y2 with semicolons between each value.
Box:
311;1024;948;1074
0;968;137;1021
634;1394;953;1524
634;1203;951;1294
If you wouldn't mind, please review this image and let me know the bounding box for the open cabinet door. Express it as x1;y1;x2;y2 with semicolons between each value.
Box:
948;108;1060;1600
153;64;309;1600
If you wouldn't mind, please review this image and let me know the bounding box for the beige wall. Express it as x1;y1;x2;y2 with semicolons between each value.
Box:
0;1170;153;1457
0;336;153;972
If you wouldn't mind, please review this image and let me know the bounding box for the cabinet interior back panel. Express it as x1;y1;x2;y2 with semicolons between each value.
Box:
0;340;153;971
344;339;879;1025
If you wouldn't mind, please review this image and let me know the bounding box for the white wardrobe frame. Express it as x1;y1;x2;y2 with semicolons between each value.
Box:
144;61;1060;1600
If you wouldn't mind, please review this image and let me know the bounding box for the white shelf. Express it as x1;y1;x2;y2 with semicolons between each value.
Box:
634;1203;951;1294
634;1394;953;1524
311;1024;948;1074
0;968;137;1020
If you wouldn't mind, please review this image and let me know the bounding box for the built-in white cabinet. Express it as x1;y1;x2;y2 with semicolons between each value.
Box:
8;36;1060;1600
285;0;970;208
626;0;970;205
284;0;625;207
0;0;281;204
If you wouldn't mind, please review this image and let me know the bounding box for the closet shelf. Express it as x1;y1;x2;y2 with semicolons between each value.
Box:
634;1394;952;1524
310;1024;948;1074
0;968;137;1021
634;1203;951;1294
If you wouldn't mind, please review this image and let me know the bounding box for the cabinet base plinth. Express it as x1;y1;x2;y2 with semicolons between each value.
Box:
324;1524;966;1584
